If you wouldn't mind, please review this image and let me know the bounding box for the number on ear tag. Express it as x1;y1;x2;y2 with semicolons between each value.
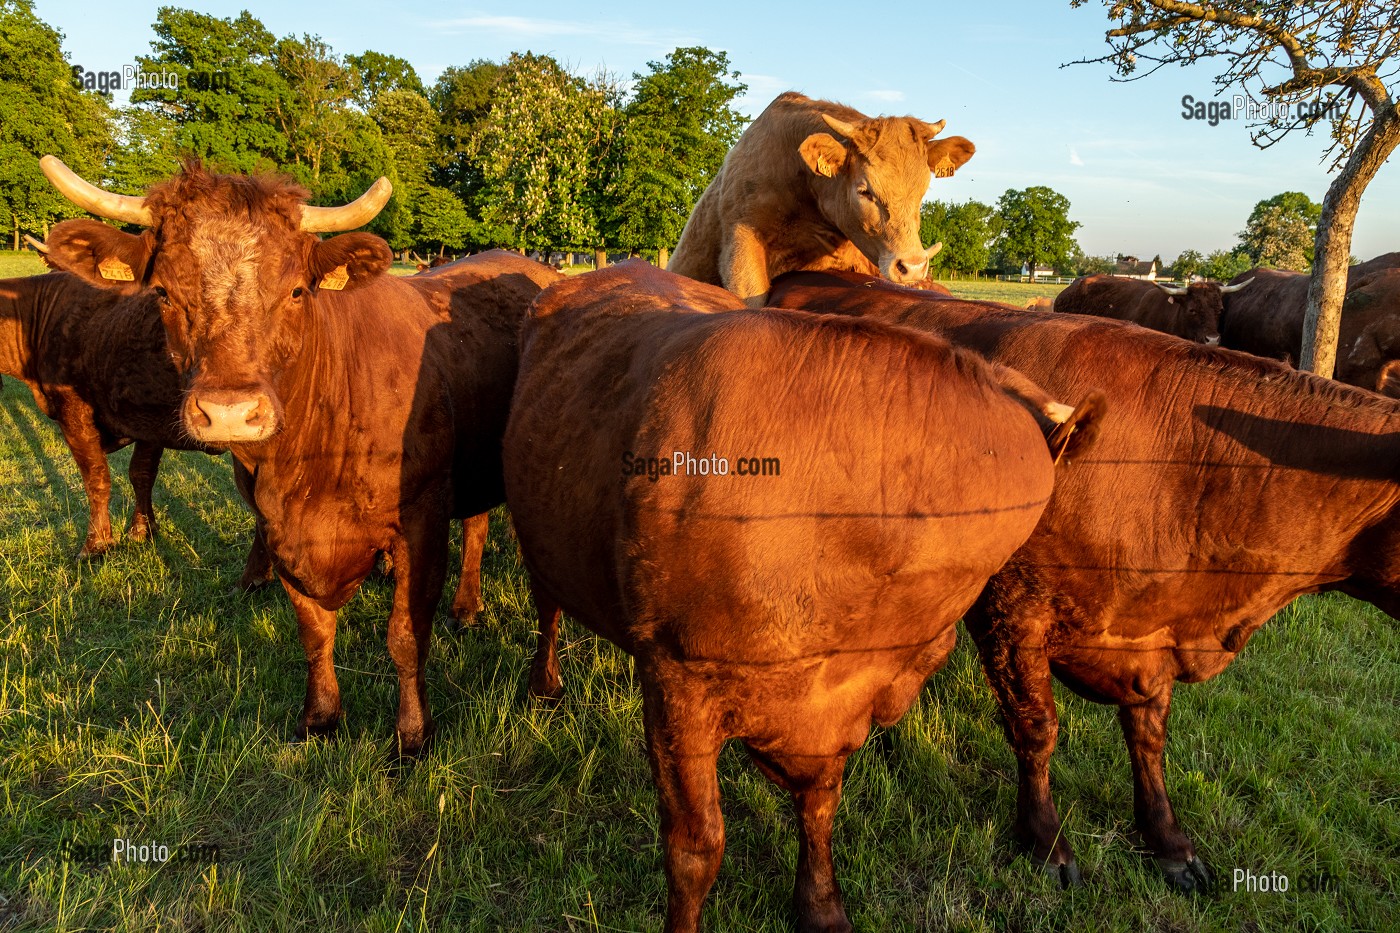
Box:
98;257;135;281
319;265;349;291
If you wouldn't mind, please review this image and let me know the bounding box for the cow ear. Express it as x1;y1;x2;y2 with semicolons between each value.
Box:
926;136;976;178
799;133;849;178
44;219;152;294
309;232;393;293
1377;360;1400;398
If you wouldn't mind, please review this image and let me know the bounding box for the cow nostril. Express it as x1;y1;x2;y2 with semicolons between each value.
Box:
894;260;909;277
190;398;213;428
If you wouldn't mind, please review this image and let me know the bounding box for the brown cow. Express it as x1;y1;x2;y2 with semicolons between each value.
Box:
1222;263;1400;395
0;269;274;579
505;261;1099;932
769;270;1400;893
39;157;560;755
668;91;975;306
1052;273;1251;344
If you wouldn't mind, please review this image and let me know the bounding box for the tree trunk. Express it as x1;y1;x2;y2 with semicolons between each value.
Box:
594;248;607;269
564;252;574;267
658;246;669;269
11;213;18;252
1301;106;1400;377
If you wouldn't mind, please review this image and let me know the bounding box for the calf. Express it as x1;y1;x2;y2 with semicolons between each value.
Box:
1052;273;1250;344
669;91;974;305
769;270;1400;892
506;261;1098;931
0;268;268;577
39;157;560;754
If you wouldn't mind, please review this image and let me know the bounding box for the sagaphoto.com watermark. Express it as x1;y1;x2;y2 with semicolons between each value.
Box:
1232;866;1340;894
60;836;221;870
71;63;230;94
1181;93;1346;127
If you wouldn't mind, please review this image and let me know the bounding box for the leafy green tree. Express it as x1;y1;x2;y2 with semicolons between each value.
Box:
1238;191;1322;270
0;0;110;248
430;60;502;208
1170;249;1206;280
414;185;471;253
1202;248;1254;282
132;8;286;171
106;107;180;195
470;52;615;251
1073;252;1117;276
992;186;1081;275
271;34;358;184
920;200;996;276
605;47;747;261
345;50;423;109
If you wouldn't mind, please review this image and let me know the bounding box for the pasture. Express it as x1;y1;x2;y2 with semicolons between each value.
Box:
1;378;1395;930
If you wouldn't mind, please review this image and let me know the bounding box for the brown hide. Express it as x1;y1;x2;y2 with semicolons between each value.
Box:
1053;273;1226;344
768;270;1400;891
1222;261;1400;395
668;91;974;306
0;271;268;573
505;261;1074;931
41;162;561;755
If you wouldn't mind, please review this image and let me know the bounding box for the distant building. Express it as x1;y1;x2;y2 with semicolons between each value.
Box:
1113;255;1159;280
1020;262;1056;280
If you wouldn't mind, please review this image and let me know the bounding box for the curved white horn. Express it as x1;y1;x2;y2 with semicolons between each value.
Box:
1156;282;1189;296
40;155;152;226
298;177;393;233
820;113;859;139
1218;277;1255;294
23;234;48;253
924;242;943;260
919;118;947;138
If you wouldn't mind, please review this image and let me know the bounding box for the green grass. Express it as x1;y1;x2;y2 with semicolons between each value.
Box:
935;278;1067;304
0;251;48;278
1;378;1396;932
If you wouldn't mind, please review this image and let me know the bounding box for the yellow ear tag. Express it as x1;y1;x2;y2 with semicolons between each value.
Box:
319;264;349;291
932;157;956;178
98;257;135;281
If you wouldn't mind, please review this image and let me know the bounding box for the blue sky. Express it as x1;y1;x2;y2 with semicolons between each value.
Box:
35;0;1400;260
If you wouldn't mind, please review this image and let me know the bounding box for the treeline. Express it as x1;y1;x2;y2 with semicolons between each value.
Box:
924;187;1324;280
0;1;747;259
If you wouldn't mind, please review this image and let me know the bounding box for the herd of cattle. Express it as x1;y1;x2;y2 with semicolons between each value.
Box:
3;91;1397;930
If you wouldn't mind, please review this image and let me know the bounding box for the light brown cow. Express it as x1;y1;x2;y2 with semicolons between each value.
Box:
668;91;975;306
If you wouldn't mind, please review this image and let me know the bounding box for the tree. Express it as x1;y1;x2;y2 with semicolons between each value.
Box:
132;8;287;172
106;107;181;195
1239;191;1322;269
1074;252;1118;275
470;53;616;252
0;0;110;249
920;200;997;276
605;47;747;263
413;185;472;254
993;186;1081;275
430;60;503;209
271;34;358;185
345;50;423;109
1170;248;1205;280
1202;247;1254;283
1073;1;1400;378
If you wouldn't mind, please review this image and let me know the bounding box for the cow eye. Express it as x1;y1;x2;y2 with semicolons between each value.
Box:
857;186;874;201
152;285;168;300
291;287;304;299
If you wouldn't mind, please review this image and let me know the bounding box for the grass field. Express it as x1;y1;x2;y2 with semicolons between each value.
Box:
934;278;1067;304
0;252;48;278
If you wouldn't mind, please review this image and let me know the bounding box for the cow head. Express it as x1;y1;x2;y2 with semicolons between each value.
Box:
39;157;393;445
799;113;974;286
1156;278;1251;345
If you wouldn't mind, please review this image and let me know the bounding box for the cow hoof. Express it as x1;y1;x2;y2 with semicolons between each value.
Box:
444;611;478;634
1158;856;1211;894
294;716;340;742
126;519;156;543
1041;859;1083;888
528;672;564;703
78;539;114;559
394;725;436;760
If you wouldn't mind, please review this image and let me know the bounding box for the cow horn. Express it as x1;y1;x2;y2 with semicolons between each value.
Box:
1219;277;1254;294
924;242;943;260
298;177;393;233
919;118;947;138
821;114;860;139
40;156;153;226
23;234;48;253
1156;282;1189;296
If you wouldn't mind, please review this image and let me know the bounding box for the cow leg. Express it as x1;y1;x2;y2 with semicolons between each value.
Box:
527;579;564;700
232;459;274;591
125;442;162;542
56;406;114;557
1119;690;1211;892
966;609;1080;885
721;224;770;307
448;512;489;626
642;677;725;933
283;584;342;740
386;516;448;757
746;748;852;933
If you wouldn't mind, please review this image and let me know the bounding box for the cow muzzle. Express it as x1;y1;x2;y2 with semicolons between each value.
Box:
184;388;279;444
882;243;943;285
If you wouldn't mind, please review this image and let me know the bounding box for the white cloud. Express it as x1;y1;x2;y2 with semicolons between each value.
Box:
866;89;906;103
429;14;699;49
736;74;795;115
1069;148;1085;166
